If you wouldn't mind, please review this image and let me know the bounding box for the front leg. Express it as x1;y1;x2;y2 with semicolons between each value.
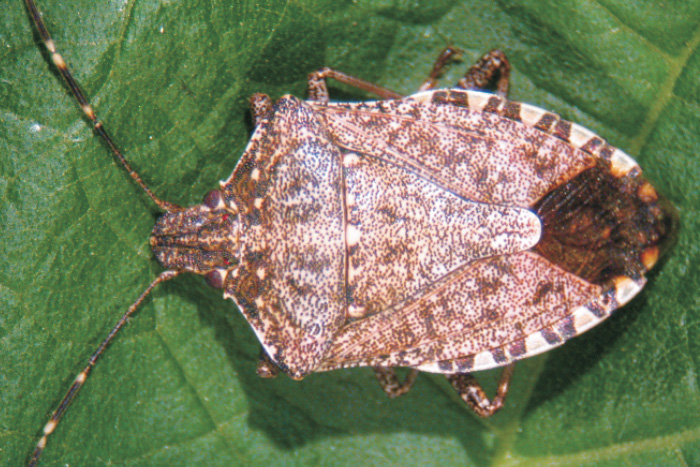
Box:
307;68;403;104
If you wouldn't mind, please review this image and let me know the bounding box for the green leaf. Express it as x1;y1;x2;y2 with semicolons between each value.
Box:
2;0;698;465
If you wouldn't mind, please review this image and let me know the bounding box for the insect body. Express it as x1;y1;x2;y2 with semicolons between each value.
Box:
25;1;676;464
169;87;675;380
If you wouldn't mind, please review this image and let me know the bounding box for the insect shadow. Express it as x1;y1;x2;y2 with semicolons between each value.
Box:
159;270;508;466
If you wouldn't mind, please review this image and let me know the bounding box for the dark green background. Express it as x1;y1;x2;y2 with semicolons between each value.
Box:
2;0;698;465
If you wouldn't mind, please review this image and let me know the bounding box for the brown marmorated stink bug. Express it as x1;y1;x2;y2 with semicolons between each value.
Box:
25;0;677;465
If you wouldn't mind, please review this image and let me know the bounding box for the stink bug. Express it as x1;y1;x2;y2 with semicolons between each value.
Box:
20;1;677;465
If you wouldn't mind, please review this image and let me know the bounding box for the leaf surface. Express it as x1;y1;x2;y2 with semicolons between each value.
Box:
2;0;698;465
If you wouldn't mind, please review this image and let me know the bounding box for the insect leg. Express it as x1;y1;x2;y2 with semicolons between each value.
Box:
28;270;181;467
24;0;179;213
457;49;511;97
307;68;403;104
373;368;419;398
445;363;515;418
256;349;280;378
418;46;464;91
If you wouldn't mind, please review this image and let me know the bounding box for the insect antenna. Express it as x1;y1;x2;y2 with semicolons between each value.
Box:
28;271;181;466
24;0;181;213
24;0;185;464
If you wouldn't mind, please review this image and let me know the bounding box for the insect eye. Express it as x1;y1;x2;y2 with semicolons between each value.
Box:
203;189;223;209
205;269;225;289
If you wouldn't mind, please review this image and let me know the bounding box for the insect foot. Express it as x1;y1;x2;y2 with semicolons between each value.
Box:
24;0;677;462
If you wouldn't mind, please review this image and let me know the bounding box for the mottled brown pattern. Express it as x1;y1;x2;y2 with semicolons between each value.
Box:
534;112;558;132
430;90;451;106
557;316;577;340
540;327;563;345
450;90;471;108
317;251;600;371
483;96;503;114
221;96;347;377
491;348;508;364
588;290;616;318
454;355;475;372
150;89;676;380
552;120;572;142
502;101;522;121
318;93;597;207
343;151;540;319
194;90;675;378
152;205;239;274
598;145;615;161
508;340;527;358
579;136;605;155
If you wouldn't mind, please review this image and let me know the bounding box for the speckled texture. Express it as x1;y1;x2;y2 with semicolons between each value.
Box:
149;88;675;379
